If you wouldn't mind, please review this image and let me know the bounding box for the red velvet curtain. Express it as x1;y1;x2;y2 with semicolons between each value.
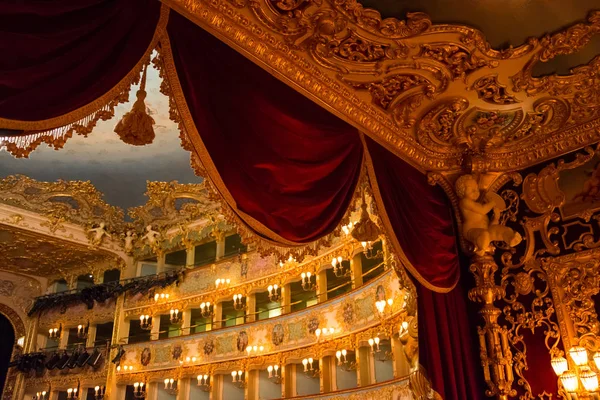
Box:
167;11;363;243
167;11;480;398
364;137;482;399
0;0;160;123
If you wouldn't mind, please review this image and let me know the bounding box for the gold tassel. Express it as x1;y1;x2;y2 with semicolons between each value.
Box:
114;64;155;146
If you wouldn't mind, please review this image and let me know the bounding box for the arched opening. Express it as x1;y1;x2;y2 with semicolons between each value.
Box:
0;313;15;395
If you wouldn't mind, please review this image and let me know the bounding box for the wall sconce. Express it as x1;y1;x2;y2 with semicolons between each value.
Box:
375;298;393;316
368;336;393;362
233;294;245;310
163;378;178;395
180;356;198;365
552;346;600;399
116;364;134;373
246;345;264;357
169;309;182;324
197;375;211;392
133;382;146;399
267;365;281;384
66;385;79;400
331;256;351;278
48;325;61;339
302;358;320;378
300;272;316;292
200;302;214;318
231;370;246;389
93;386;105;400
154;293;170;302
33;391;48;400
267;285;281;302
215;278;230;289
314;327;335;341
336;349;357;371
77;322;89;339
139;315;152;330
360;241;382;259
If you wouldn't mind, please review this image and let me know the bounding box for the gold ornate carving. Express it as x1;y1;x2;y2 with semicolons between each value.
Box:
0;175;125;232
0;225;116;280
471;75;519;105
128;181;219;230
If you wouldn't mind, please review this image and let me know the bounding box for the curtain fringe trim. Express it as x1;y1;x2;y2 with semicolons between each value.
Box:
0;4;171;158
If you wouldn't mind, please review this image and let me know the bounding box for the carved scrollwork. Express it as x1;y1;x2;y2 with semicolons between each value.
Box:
471;75;519;105
417;43;496;81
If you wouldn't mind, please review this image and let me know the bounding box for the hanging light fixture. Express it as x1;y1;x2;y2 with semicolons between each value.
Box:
33;391;48;400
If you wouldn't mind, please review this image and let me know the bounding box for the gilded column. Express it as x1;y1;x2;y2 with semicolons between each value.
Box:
316;270;327;303
350;252;363;289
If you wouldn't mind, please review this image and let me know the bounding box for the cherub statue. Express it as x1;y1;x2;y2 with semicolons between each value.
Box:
122;230;137;254
456;175;522;255
88;222;111;246
142;224;160;246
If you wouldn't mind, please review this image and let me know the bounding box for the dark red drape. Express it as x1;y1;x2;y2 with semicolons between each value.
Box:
364;137;459;290
364;137;482;399
0;0;161;122
167;11;363;243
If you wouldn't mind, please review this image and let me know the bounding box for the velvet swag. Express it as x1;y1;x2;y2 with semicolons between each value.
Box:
0;3;484;399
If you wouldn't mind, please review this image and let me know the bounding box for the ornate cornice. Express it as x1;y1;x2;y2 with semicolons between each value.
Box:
163;0;600;173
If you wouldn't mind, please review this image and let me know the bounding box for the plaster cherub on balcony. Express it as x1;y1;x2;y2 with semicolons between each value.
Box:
88;222;111;246
456;174;522;255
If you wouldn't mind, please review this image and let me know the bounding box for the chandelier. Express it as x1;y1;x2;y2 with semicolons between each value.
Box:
66;385;79;400
33;391;48;400
368;336;393;362
153;293;170;302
